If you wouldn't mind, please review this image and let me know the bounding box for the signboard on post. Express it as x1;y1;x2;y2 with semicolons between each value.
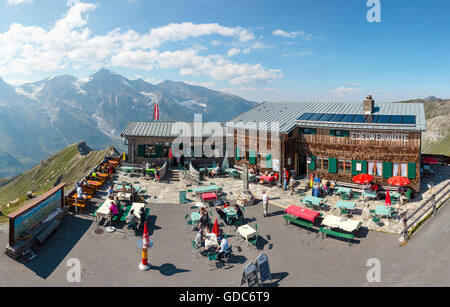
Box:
255;253;273;285
240;262;260;287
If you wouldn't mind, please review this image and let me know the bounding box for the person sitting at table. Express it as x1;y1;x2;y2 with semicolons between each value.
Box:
398;186;405;194
139;207;146;225
215;234;229;266
198;209;209;229
108;201;119;223
215;205;229;225
126;209;139;234
194;227;206;246
399;190;409;205
113;195;121;206
155;169;160;182
213;164;221;177
229;204;244;225
107;185;115;200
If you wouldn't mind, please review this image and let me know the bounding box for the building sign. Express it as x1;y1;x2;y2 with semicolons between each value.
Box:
8;184;64;246
272;159;280;172
351;132;409;142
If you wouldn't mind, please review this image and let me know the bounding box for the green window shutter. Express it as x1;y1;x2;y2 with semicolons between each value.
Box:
351;160;358;176
344;131;350;137
235;147;240;160
383;162;392;178
329;158;338;174
266;154;272;168
249;150;256;165
309;155;316;170
361;161;368;174
408;163;416;179
138;145;145;157
329;130;335;136
311;128;316;135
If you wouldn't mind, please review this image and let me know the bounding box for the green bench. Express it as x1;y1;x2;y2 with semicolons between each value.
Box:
283;215;314;233
319;227;354;246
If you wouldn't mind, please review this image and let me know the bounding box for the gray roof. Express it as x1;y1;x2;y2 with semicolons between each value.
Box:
121;121;226;138
227;101;426;133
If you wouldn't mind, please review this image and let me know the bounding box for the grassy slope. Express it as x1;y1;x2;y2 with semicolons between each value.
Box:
0;143;113;222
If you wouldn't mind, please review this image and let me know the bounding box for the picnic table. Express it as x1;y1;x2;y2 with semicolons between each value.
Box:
335;187;352;197
335;201;356;210
362;190;377;200
259;175;275;183
204;233;219;250
194;185;221;195
389;191;401;202
115;183;131;191
236;225;257;242
285;205;320;223
201;192;217;202
191;212;201;225
301;196;326;210
95;199;115;222
224;206;237;220
117;192;132;202
121;166;135;173
225;168;239;178
86;180;102;187
321;215;362;233
375;205;393;217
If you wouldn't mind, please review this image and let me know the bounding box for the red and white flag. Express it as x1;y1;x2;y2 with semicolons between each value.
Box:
153;103;160;121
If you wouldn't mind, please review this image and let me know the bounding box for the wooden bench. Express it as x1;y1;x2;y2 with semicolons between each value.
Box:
319;227;355;246
283;215;314;233
36;219;61;244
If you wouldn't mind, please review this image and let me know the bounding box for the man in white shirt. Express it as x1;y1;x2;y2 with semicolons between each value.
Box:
262;190;269;217
76;185;83;199
216;236;229;264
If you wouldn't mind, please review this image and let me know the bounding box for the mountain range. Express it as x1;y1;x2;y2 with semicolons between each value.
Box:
0;69;257;177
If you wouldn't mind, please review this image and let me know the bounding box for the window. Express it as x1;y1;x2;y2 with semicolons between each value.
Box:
330;130;349;137
345;160;351;174
368;161;375;175
400;163;408;177
317;156;322;170
301;128;316;135
338;160;344;173
288;130;294;138
375;162;383;177
393;162;399;176
323;158;329;172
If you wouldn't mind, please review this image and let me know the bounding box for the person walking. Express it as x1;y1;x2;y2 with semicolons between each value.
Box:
262;190;269;217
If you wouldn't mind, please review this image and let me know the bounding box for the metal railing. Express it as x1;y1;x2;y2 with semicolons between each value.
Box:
400;181;450;241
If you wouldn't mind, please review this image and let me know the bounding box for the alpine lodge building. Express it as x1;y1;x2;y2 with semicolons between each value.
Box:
121;95;426;192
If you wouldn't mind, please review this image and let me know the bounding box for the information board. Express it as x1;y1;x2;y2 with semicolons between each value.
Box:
255;253;272;284
241;262;260;287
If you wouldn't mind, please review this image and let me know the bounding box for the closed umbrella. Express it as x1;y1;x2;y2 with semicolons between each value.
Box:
388;176;410;187
212;218;220;236
385;188;392;206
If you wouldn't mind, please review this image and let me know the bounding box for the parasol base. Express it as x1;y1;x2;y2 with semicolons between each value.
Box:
105;226;116;233
139;263;151;271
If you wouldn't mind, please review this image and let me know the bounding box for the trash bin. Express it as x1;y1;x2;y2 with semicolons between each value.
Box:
179;190;187;204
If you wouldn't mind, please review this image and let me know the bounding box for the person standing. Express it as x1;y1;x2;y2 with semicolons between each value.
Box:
262;190;269;217
282;168;289;191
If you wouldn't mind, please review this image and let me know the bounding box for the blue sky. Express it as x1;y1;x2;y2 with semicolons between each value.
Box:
0;0;449;102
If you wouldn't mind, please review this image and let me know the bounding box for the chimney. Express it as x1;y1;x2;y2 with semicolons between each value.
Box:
363;95;374;115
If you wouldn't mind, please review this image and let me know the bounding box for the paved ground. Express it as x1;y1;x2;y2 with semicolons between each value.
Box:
1;170;449;286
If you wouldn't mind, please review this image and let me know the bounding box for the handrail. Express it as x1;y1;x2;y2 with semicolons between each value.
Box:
400;181;450;237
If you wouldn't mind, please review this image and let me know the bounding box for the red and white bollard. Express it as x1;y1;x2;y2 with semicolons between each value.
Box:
139;221;153;271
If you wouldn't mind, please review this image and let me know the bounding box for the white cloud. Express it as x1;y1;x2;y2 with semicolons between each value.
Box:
272;29;299;39
332;86;361;94
227;48;241;57
0;1;282;86
7;0;33;5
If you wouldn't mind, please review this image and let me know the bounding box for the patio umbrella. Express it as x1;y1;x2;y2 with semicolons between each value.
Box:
212;218;220;236
388;176;410;187
422;157;438;164
352;174;374;184
385;188;392;206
